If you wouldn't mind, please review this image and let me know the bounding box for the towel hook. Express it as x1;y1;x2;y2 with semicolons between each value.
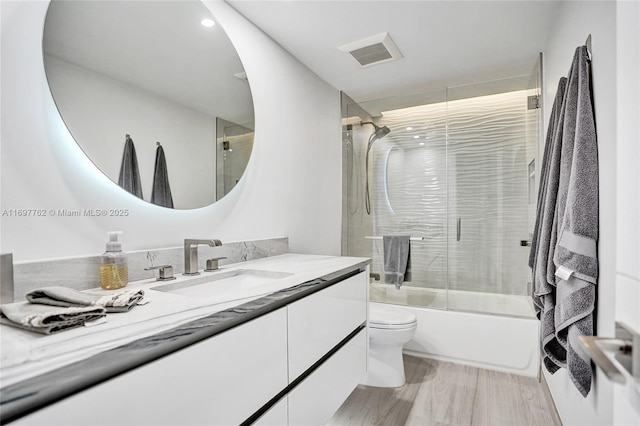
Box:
585;34;592;61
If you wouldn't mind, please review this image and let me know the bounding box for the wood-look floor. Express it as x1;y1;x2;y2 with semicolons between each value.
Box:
328;355;562;426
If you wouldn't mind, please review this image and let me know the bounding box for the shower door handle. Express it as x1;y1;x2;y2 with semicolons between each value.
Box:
456;218;461;241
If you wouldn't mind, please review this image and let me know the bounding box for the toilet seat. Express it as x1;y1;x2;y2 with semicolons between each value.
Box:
369;305;417;330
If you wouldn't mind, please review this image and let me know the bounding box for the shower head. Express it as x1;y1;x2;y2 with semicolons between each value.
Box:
374;125;390;139
361;121;391;140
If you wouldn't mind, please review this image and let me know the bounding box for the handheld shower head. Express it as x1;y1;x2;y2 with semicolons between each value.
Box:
361;121;391;141
361;121;391;215
375;125;390;139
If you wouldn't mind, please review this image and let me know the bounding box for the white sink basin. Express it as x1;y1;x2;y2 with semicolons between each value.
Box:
150;269;294;301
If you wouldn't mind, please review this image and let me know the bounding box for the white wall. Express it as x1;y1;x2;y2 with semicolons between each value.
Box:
541;1;627;424
0;0;342;261
44;55;217;209
614;0;640;424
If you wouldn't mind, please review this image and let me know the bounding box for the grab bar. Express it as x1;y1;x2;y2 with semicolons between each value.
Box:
456;218;461;241
578;336;630;384
578;321;639;385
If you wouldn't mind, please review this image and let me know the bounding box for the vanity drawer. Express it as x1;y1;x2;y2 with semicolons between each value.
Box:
14;308;288;426
287;271;367;380
288;328;367;425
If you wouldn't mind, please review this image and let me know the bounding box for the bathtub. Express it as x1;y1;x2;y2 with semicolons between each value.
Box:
370;283;540;377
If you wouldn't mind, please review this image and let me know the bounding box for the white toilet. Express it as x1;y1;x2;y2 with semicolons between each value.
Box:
361;304;418;388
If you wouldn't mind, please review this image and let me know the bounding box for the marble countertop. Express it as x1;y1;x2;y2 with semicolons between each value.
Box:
0;253;369;424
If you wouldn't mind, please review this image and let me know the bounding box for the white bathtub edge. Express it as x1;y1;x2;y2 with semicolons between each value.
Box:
403;349;539;377
371;302;541;377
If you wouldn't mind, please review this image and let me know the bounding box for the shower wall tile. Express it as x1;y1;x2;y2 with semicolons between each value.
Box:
349;89;536;297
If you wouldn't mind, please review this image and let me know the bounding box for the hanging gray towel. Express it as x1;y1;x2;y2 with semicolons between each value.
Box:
26;286;145;313
0;302;106;334
530;45;598;397
383;236;411;289
531;77;568;375
151;144;174;209
117;134;144;199
529;78;567;272
552;45;598;397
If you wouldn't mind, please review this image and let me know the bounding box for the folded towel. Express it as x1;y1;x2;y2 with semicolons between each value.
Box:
383;236;411;289
26;287;145;313
0;302;106;334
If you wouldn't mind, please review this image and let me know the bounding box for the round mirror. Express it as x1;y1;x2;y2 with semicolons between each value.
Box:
43;0;255;209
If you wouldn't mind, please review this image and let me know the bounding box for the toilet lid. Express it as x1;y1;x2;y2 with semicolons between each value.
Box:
369;305;417;328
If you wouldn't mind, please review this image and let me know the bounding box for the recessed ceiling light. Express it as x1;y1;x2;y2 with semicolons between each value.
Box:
406;127;413;131
413;135;420;139
201;18;215;27
419;142;425;146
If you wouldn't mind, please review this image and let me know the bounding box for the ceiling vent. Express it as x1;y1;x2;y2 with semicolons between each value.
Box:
338;32;403;67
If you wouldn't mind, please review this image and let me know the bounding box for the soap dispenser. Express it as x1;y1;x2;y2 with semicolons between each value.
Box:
100;231;128;290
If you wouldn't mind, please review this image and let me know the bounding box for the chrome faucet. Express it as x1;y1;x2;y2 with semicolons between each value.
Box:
184;239;222;275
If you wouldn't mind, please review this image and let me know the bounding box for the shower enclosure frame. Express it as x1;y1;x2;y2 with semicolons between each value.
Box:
341;57;544;376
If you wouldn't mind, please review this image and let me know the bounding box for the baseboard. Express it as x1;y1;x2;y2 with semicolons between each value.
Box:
540;370;564;425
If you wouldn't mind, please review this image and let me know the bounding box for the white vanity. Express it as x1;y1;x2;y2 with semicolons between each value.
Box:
1;254;370;425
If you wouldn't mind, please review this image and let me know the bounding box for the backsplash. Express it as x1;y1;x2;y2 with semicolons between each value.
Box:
12;237;289;300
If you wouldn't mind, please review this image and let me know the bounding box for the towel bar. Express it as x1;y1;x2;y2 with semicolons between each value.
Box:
365;236;426;241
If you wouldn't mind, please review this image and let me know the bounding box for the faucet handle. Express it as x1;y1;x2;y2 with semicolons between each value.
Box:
145;265;176;281
205;257;227;272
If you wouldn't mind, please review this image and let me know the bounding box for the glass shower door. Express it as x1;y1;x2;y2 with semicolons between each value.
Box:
367;90;448;309
341;73;540;318
215;120;254;200
446;77;539;316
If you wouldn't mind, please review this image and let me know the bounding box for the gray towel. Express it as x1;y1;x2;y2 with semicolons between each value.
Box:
530;46;598;397
531;77;567;374
553;46;599;285
26;286;145;313
529;78;567;272
151;144;174;209
383;236;410;289
0;302;106;334
117;134;144;199
552;45;598;397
